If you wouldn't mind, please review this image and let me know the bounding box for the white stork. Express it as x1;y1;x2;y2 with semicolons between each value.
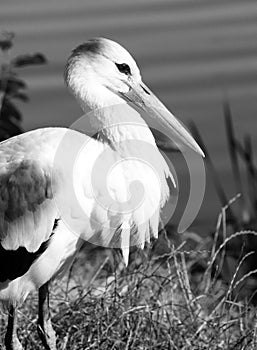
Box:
0;38;204;350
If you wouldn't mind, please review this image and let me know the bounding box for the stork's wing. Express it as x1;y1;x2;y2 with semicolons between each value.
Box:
0;141;58;252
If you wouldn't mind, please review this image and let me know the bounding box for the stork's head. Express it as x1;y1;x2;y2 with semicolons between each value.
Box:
65;37;204;156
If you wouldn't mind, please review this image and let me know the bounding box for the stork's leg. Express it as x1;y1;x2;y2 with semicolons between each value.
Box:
37;282;56;350
5;304;23;350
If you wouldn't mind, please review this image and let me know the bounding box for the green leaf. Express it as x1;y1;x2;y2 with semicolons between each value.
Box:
0;119;23;141
11;53;47;67
0;77;27;94
0;39;13;51
0;97;22;121
0;32;14;51
11;91;29;102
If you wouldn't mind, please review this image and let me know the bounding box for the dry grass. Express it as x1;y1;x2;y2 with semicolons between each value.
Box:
1;205;257;349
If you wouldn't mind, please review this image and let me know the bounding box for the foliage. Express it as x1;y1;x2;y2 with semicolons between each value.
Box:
189;104;257;292
0;31;46;141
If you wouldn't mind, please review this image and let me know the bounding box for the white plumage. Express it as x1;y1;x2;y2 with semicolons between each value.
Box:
0;38;203;350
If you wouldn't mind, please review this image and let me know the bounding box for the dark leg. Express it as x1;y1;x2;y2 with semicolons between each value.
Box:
5;304;23;350
37;282;56;350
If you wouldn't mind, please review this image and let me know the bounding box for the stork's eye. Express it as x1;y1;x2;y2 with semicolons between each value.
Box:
115;63;131;75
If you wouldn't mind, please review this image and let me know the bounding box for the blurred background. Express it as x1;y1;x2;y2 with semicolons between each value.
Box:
1;0;257;233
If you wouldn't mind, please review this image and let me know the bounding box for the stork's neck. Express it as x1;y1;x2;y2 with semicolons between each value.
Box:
93;103;156;147
71;81;156;148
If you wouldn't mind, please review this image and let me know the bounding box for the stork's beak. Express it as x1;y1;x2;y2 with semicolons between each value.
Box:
120;80;205;157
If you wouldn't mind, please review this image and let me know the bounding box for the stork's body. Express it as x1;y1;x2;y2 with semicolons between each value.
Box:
0;38;203;349
0;123;169;305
